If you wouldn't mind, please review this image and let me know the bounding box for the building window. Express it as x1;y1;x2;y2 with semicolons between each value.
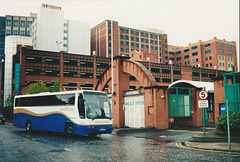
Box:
6;30;11;36
228;64;230;67
141;38;144;42
145;33;148;37
205;50;211;54
155;47;158;50
120;29;123;33
196;58;198;62
218;42;223;46
192;45;197;50
20;30;25;36
126;49;129;52
184;55;189;59
109;43;111;47
192;52;198;56
120;35;123;39
155;35;157;39
131;43;134;47
64;37;67;40
176;57;181;61
146;39;149;43
165;45;167;48
136;31;139;36
219;56;221;60
108;29;111;33
64;30;67;33
131;37;134;41
136;44;139;47
209;56;212;60
136;38;139;41
228;51;232;54
126;42;129;46
132;54;134;57
165;39;167;43
155;41;157;45
150;40;153;44
6;20;11;26
165;56;168;60
63;44;67;47
227;44;232;48
131;30;134;34
205;57;208;61
185;62;187;65
222;56;224;60
141;45;144;48
220;63;221;66
27;31;30;36
231;57;232;61
125;36;129;40
150;34;153;38
146;45;149;49
13;20;18;27
109;36;111;40
13;30;18;35
64;23;68;27
204;43;211;47
176;51;181;55
109;50;111;54
206;64;208;67
126;30;129;34
120;41;123;45
141;33;144;36
223;63;224;67
27;21;32;27
20;21;25;27
151;46;153;50
219;49;224;53
121;48;124;52
184;49;189;53
140;55;142;59
210;63;212;67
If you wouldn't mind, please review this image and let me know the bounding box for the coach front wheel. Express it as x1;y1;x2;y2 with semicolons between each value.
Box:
26;120;32;132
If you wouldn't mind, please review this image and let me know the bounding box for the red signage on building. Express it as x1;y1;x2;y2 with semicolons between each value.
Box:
42;3;61;10
168;118;174;123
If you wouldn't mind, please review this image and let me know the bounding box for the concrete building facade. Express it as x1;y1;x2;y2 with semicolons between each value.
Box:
31;3;90;55
168;37;238;72
91;20;168;63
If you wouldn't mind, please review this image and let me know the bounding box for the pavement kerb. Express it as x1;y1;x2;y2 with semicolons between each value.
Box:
178;142;240;154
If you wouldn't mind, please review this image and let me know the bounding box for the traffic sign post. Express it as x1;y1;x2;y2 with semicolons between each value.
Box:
198;88;209;135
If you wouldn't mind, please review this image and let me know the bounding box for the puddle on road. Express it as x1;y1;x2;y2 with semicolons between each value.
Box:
145;138;174;143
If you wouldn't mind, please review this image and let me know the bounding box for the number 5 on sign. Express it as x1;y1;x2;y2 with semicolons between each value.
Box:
198;90;208;100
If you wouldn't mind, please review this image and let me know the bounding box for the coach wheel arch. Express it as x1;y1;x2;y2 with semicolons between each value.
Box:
25;120;32;132
65;122;74;136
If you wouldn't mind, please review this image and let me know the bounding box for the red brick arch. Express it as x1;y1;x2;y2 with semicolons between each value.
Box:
95;58;157;91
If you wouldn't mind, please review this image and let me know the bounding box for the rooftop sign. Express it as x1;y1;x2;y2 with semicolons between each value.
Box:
42;3;61;10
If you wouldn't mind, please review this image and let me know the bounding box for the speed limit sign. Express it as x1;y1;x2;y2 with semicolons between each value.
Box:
198;90;208;100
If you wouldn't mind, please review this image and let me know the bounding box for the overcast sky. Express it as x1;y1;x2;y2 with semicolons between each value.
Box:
0;0;239;67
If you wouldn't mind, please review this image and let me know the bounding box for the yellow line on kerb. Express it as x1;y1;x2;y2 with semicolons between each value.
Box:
167;130;207;134
175;142;240;155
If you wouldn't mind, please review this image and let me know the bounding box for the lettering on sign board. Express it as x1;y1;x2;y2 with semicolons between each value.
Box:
42;3;61;10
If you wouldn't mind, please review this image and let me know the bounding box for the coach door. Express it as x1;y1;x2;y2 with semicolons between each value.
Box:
123;95;145;128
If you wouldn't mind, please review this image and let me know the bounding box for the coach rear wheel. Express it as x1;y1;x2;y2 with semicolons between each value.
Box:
26;120;32;132
65;123;74;136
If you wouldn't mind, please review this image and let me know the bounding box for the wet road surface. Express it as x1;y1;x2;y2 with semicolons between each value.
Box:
0;124;239;161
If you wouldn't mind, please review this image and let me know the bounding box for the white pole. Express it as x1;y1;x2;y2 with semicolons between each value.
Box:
111;0;114;95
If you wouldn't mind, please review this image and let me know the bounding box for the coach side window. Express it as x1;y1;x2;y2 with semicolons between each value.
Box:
78;94;85;119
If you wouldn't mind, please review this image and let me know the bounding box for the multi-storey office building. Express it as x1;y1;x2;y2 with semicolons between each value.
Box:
91;20;168;63
31;4;90;55
168;37;238;71
0;17;5;62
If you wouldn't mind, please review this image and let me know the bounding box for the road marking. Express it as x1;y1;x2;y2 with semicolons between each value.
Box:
175;142;240;155
167;130;207;134
200;127;216;130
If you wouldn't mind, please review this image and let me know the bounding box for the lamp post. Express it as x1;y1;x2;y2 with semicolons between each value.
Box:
56;41;62;52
